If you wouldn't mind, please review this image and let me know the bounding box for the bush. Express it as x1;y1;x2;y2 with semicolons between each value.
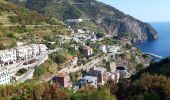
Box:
34;66;47;77
16;68;28;76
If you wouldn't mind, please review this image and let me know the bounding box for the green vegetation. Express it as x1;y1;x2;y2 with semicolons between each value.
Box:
136;63;144;70
0;83;68;100
33;59;57;81
69;72;79;84
70;87;116;100
96;32;105;38
16;68;28;76
0;2;68;49
105;61;111;72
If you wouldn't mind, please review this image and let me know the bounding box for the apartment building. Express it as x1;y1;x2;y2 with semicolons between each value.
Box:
53;72;71;88
0;67;10;85
0;44;48;67
0;49;17;66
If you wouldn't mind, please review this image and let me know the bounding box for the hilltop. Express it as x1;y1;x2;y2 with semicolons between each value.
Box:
8;0;158;42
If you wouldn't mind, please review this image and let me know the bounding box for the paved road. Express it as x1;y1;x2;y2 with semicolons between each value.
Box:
16;48;62;83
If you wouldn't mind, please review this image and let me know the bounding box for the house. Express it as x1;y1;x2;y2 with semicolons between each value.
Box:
39;44;48;54
83;46;93;57
69;56;78;66
77;29;85;34
16;45;33;61
88;67;106;85
110;72;120;83
30;44;40;57
0;49;17;66
53;72;71;88
99;45;107;53
0;67;10;85
103;72;120;83
107;46;120;53
66;19;83;23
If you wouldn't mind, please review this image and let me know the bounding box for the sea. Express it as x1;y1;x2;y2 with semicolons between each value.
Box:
136;22;170;58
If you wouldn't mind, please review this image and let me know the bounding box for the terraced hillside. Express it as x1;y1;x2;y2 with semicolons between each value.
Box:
0;1;68;50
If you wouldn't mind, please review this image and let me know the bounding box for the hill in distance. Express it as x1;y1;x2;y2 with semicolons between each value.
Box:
9;0;158;43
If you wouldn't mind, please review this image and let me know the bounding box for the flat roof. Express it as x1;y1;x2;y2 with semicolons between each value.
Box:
83;76;97;81
56;72;69;77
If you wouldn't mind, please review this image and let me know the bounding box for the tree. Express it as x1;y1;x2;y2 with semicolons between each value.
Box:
105;61;111;72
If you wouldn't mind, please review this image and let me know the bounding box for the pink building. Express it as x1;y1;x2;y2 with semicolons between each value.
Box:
54;72;71;88
83;46;93;57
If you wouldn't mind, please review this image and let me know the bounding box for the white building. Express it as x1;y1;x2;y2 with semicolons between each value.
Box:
69;56;78;66
0;44;48;66
0;49;17;66
107;46;120;53
17;45;33;61
77;29;85;34
66;19;83;23
99;45;107;53
39;44;48;54
0;67;10;85
30;44;40;57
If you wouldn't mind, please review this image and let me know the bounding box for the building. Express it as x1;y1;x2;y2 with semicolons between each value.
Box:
77;29;85;34
39;44;48;54
99;45;107;53
53;72;71;88
83;76;97;87
83;46;93;57
16;45;33;61
88;67;106;85
0;44;48;67
66;19;83;23
0;49;17;66
69;56;78;66
110;62;116;72
103;72;120;83
0;67;10;85
107;46;120;53
30;44;40;57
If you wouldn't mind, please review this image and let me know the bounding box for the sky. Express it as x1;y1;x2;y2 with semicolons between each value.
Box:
98;0;170;22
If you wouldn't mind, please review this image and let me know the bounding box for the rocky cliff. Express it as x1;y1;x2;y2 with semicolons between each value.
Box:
8;0;158;42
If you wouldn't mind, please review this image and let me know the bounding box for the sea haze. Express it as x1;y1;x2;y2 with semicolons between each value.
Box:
136;22;170;57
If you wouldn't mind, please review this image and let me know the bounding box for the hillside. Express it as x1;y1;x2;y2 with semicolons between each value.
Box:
0;1;68;49
8;0;158;42
132;57;170;79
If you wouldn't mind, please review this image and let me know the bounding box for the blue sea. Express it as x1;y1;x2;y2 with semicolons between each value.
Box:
136;22;170;57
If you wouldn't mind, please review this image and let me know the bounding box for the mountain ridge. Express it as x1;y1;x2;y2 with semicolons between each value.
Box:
8;0;158;43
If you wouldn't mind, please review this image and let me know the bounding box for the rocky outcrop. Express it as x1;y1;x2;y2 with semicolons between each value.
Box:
99;16;158;42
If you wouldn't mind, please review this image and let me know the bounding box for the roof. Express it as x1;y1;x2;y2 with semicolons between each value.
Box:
83;76;97;82
93;67;106;72
0;67;7;72
83;46;92;50
56;72;69;77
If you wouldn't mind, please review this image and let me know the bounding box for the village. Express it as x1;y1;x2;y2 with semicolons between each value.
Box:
0;18;149;91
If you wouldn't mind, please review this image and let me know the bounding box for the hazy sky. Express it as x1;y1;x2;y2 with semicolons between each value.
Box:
98;0;170;22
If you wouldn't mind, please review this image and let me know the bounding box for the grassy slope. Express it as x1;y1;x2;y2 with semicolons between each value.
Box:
0;1;68;50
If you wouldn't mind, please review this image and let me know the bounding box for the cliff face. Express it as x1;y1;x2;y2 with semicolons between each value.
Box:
100;16;158;42
8;0;158;42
